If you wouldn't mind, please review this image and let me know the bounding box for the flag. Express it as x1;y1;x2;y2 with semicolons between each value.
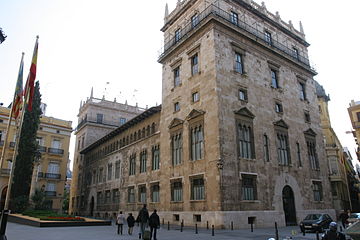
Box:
11;53;24;119
24;36;39;111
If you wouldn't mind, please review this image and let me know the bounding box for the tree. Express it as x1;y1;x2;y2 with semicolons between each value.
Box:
10;81;42;211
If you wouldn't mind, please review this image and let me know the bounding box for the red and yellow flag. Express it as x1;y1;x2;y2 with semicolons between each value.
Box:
11;53;24;119
24;36;39;111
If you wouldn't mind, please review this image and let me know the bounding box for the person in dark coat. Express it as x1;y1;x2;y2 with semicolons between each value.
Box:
339;210;349;228
321;222;346;240
149;209;160;240
137;204;149;239
127;213;136;235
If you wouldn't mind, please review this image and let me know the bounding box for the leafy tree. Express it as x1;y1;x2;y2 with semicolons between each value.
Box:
10;81;42;211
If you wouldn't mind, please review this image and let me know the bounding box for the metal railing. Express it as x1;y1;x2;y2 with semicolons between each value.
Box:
159;4;313;70
75;117;121;131
0;169;10;175
45;191;57;197
48;148;64;155
45;173;61;179
38;146;47;153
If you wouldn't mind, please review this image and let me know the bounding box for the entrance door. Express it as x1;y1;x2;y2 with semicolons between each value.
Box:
90;196;94;217
282;185;297;226
0;187;7;210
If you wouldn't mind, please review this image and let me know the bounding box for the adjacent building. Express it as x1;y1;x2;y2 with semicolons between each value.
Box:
0;105;72;212
73;0;335;228
348;100;360;162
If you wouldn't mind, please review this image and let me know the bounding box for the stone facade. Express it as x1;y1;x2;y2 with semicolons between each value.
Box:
74;0;336;228
0;106;72;212
348;100;360;161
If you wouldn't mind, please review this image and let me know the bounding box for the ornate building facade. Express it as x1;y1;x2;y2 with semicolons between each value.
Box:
73;0;335;228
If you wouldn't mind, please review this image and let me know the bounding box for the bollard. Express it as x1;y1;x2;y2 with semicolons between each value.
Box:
316;231;320;240
251;222;253;232
195;224;198;234
212;225;215;236
168;221;170;230
231;221;233;230
207;221;209;229
275;222;279;240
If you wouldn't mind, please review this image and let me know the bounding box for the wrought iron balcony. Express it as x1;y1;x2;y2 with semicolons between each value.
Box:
45;191;57;197
159;4;314;71
45;173;61;179
38;146;47;153
48;148;64;155
75;116;121;131
0;169;10;175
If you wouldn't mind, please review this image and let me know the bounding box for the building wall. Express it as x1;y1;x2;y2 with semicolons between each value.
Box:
348;100;360;161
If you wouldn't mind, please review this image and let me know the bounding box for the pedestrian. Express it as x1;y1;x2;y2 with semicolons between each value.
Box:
321;222;346;240
339;210;349;228
127;212;136;235
136;204;149;239
116;211;125;235
149;209;160;240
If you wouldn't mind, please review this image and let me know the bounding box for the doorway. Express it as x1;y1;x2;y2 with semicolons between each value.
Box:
282;185;297;226
90;196;94;217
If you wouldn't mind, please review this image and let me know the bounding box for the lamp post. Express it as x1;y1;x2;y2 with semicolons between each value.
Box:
0;28;6;44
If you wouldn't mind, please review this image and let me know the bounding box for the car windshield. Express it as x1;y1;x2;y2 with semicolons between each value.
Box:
350;213;360;218
304;214;321;220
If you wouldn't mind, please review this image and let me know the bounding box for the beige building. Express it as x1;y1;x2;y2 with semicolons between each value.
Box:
316;82;350;212
73;0;335;228
348;100;360;162
0;105;72;212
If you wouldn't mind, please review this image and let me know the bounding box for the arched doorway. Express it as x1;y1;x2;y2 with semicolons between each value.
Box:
90;196;94;217
282;185;297;226
0;186;7;210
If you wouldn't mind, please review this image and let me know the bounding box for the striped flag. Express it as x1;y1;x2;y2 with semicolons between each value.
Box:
11;53;24;119
24;36;39;111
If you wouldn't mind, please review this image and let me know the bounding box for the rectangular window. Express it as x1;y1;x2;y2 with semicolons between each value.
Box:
171;133;182;165
174;67;180;87
275;103;283;113
191;54;199;75
313;181;323;201
152;145;160;170
175;29;181;42
46;182;56;192
241;175;257;200
271;69;279;88
51;139;61;149
299;82;306;100
105;190;111;204
98;168;103;183
129;154;136;175
264;31;272;45
107;163;112;180
174;102;180;112
296;142;302;167
237;123;254;159
263;134;270;162
191;14;199;28
97;191;103;206
171;181;183;202
192;92;200;102
151;184;160;202
230;11;238;25
36;136;44;146
140;150;147;173
190;125;204;161
128;187;135;203
96;113;103;123
112;189;120;203
120;118;126;125
235;52;243;74
293;47;299;59
331;182;338;197
238;89;247;101
191;178;204;200
304;112;311;122
277;133;290;165
138;185;146;203
357;112;360;122
115;161;120;179
307;140;319;170
92;170;96;184
47;163;60;174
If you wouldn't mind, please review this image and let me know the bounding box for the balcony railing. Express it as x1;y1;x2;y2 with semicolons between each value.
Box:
159;4;313;71
48;148;64;155
0;169;10;175
45;191;57;197
75;116;121;131
38;146;47;153
45;173;61;179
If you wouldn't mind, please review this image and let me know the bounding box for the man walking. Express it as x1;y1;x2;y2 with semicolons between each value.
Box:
116;211;125;235
127;213;135;235
149;209;160;240
137;204;149;239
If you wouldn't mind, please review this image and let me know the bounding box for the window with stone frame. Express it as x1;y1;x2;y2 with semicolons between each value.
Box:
235;108;255;159
274;120;290;166
112;188;120;203
115;161;120;179
190;124;204;161
171;132;182;166
138;185;146;203
140;150;147;173
97;191;103;206
299;81;306;100
105;190;111;204
128;186;135;203
230;11;238;25
304;111;311;123
191;53;199;75
174;102;180;112
174;66;180;87
92;170;96;184
151;145;160;170
235;52;244;74
129;153;136;175
263;134;270;162
238;88;247;101
175;28;181;43
296;142;302;167
192;91;200;103
107;163;112;181
191;13;199;28
241;174;257;200
307;138;319;170
171;180;183;202
151;184;160;202
98;168;103;183
270;69;279;88
191;177;205;200
312;181;323;201
275;102;283;113
293;47;299;59
264;31;272;45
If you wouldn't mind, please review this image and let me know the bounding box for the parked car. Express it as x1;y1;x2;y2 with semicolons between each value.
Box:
299;214;333;232
347;213;360;226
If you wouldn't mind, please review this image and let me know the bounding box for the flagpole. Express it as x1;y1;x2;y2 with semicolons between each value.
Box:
0;52;24;173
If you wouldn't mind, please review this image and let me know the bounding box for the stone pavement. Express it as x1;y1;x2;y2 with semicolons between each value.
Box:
5;221;346;240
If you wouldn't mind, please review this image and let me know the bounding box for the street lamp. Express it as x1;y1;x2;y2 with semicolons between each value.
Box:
0;28;6;44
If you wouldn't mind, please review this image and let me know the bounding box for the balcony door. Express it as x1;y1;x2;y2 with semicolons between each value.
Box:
282;185;297;226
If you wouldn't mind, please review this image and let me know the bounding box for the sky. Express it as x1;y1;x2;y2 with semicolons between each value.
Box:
0;0;359;168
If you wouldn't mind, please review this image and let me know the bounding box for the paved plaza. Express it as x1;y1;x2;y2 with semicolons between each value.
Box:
5;221;348;240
